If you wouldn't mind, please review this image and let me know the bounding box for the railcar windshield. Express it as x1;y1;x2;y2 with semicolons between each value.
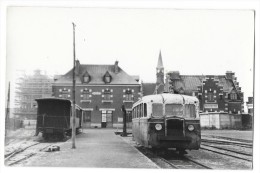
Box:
184;104;196;118
152;103;163;117
165;104;183;116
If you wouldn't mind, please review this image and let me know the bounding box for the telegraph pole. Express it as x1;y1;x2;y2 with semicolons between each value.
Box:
5;82;10;136
72;22;76;149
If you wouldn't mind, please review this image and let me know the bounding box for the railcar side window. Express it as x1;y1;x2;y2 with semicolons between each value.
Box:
144;103;147;117
152;103;163;117
184;104;196;118
141;104;143;117
165;104;183;116
137;105;140;118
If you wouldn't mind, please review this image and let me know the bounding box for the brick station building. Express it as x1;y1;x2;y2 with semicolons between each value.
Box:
53;60;141;128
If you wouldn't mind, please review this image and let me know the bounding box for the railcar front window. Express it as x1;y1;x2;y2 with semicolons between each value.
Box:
152;103;163;117
184;104;196;118
165;104;183;116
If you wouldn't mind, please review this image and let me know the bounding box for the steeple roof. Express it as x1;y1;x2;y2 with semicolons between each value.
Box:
157;50;164;69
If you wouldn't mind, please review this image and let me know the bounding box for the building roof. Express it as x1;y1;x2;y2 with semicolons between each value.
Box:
55;62;139;85
171;75;235;94
142;83;156;96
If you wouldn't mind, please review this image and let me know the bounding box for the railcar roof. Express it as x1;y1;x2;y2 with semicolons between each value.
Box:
134;93;199;107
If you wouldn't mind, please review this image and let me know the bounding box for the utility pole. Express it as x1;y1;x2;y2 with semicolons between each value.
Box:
72;22;76;149
5;82;10;136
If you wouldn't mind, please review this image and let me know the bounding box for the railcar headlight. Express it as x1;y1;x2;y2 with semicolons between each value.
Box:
188;125;195;131
155;124;162;131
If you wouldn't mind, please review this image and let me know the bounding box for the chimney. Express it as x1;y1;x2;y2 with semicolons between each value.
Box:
226;71;234;80
169;71;180;80
75;60;80;75
114;61;119;74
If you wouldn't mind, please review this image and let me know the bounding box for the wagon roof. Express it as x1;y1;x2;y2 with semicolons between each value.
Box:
35;97;72;103
134;93;199;106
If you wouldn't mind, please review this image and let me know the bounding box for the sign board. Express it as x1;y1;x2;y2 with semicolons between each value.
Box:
118;117;123;123
204;104;218;109
92;92;101;95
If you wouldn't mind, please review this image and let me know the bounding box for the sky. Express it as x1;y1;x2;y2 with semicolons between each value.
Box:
6;7;254;110
1;2;260;173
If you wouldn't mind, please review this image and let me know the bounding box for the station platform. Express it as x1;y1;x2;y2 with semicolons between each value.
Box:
24;129;159;168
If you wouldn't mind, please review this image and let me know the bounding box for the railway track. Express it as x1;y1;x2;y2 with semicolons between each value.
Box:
200;144;252;162
201;138;253;148
136;146;211;169
5;142;53;166
161;154;212;169
202;135;253;144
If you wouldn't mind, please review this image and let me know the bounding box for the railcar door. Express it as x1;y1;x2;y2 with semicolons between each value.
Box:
82;111;91;128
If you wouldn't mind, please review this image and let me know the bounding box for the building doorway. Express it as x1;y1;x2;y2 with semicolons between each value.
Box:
82;110;91;128
101;110;113;128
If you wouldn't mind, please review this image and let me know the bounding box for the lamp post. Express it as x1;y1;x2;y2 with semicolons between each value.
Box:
121;105;127;136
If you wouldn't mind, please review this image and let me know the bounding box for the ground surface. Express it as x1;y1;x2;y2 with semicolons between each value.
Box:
4;128;253;169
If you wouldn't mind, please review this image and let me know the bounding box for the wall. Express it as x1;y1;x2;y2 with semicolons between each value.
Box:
200;112;242;129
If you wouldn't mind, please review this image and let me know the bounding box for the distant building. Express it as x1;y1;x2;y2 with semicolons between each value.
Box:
141;52;244;129
14;70;53;120
165;71;244;114
246;97;254;116
53;60;141;128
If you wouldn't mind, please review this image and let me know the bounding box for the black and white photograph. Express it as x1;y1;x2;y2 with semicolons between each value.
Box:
0;0;259;172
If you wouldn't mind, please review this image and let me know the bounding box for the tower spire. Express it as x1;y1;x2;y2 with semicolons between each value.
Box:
157;50;163;69
156;50;164;86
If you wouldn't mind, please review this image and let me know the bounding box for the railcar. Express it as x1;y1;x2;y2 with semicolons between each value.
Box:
132;93;200;154
35;98;82;140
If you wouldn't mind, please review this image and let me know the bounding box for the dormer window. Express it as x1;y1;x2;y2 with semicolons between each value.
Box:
104;71;112;83
82;71;91;83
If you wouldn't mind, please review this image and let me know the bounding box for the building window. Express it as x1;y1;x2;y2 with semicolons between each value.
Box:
198;94;202;100
208;92;214;102
102;88;113;103
59;88;71;98
123;88;134;102
219;93;223;100
83;94;91;100
230;93;237;100
80;88;92;102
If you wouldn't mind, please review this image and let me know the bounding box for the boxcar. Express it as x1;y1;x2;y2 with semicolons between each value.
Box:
132;93;200;154
35;98;82;140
